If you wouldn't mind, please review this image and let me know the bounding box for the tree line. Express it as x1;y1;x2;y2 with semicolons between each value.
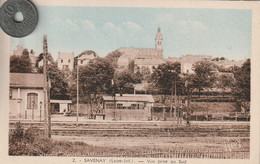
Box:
10;49;250;112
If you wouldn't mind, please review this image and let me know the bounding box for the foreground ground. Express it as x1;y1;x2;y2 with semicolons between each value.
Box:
9;117;250;158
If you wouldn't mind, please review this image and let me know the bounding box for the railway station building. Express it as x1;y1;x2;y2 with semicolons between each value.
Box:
9;73;45;120
101;94;155;121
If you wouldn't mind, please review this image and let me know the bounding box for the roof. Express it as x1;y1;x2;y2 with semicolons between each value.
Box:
134;58;166;65
10;73;44;88
155;27;163;40
50;100;72;104
103;94;155;103
58;52;74;59
117;48;160;60
76;50;97;58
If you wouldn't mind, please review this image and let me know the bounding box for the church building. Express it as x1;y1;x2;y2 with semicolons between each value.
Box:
117;27;164;71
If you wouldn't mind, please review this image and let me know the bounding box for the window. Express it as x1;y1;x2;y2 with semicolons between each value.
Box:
61;59;63;63
63;65;69;70
131;104;140;109
27;93;38;109
117;104;124;109
68;59;70;63
81;60;83;64
106;103;115;109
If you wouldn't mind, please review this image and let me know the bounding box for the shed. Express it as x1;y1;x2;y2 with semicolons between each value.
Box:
50;99;72;114
102;94;155;121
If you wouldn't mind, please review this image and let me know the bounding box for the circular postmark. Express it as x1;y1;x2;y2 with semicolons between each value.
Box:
0;0;38;37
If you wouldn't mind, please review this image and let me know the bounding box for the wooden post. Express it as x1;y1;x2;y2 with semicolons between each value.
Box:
76;61;79;126
170;86;173;120
44;35;51;138
177;95;180;124
174;81;177;124
47;77;51;138
114;94;116;120
186;95;190;125
43;35;48;137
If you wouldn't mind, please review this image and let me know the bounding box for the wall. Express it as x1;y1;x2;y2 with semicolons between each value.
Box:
70;104;93;116
9;88;44;120
104;108;151;121
59;103;69;113
70;103;151;121
57;57;74;71
181;62;194;74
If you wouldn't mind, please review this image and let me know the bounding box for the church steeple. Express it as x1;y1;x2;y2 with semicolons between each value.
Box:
155;27;163;58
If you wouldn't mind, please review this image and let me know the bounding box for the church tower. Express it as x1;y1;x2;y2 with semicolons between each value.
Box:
155;27;163;58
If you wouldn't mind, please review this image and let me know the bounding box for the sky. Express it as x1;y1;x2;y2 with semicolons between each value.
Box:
10;6;251;61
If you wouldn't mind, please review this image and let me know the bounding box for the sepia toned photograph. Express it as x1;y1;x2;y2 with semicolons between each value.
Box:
1;1;258;163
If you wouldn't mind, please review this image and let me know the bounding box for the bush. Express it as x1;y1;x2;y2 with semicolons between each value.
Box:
9;122;52;156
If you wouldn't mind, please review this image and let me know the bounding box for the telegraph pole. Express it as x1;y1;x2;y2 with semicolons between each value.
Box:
43;35;51;137
43;35;48;137
47;71;51;138
76;59;79;126
174;81;177;124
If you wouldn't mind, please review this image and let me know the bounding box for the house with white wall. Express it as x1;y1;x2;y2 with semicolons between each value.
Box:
76;50;97;66
57;52;74;72
9;73;45;120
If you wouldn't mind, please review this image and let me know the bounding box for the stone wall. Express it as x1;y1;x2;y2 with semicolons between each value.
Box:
104;108;151;121
70;104;151;121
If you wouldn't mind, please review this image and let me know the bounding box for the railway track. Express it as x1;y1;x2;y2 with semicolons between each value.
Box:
9;121;250;138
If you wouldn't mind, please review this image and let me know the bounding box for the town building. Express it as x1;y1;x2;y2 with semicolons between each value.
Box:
13;45;37;70
76;50;97;66
212;58;243;69
57;52;74;72
102;94;155;120
117;27;163;71
134;58;166;73
38;60;52;67
166;55;212;74
50;100;72;114
9;73;73;120
9;73;45;120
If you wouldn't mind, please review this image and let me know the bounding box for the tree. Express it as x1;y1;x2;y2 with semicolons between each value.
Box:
36;53;54;67
48;64;70;100
233;59;250;112
104;50;122;68
75;58;115;103
114;70;135;95
140;66;152;82
217;74;234;96
133;70;143;83
38;63;70;100
152;62;181;121
10;49;33;73
151;62;181;95
182;73;196;125
128;60;135;74
192;60;217;97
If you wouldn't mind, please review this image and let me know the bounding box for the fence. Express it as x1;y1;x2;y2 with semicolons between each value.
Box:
78;150;249;159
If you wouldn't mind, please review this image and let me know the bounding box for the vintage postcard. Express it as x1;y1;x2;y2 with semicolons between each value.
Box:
0;0;259;164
